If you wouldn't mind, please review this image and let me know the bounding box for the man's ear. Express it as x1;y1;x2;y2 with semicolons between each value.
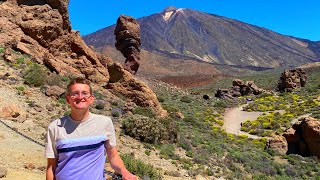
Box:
66;96;70;105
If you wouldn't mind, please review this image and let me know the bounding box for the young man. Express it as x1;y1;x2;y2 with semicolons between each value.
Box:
45;77;136;180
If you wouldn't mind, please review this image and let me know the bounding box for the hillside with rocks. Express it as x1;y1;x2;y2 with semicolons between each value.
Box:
0;0;166;117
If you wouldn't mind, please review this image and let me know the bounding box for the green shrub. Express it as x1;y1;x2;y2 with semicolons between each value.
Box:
58;97;66;104
157;96;165;102
180;95;192;103
186;150;194;158
16;57;25;64
122;115;178;144
162;104;179;113
23;63;47;87
214;100;227;108
95;103;105;110
0;47;4;53
26;100;36;107
45;73;66;87
144;150;151;156
120;153;162;179
111;108;122;117
159;144;177;160
132;106;156;118
93;91;104;100
16;86;25;92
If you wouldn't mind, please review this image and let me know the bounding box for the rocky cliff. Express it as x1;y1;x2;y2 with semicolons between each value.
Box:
0;0;166;116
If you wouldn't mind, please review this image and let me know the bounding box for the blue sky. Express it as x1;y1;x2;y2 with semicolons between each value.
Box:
69;0;320;41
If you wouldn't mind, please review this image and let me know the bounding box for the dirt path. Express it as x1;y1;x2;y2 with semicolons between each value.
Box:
223;104;263;139
0;119;46;180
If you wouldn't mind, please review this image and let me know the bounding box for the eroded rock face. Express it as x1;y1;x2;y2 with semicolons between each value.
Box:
114;15;140;74
277;68;307;92
268;117;320;157
0;0;166;117
0;0;109;84
106;62;167;117
266;135;288;155
215;79;264;99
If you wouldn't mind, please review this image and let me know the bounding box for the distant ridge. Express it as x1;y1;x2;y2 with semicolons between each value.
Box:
84;7;320;70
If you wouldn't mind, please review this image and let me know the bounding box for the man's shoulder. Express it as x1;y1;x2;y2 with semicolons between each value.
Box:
48;116;69;129
91;113;112;122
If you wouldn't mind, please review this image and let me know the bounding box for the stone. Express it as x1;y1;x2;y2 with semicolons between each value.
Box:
232;79;244;86
277;68;307;92
266;135;288;155
45;86;65;99
46;104;55;112
106;62;167;117
215;79;264;99
24;163;35;170
0;104;20;118
0;167;7;178
282;117;320;157
114;15;141;74
175;112;184;119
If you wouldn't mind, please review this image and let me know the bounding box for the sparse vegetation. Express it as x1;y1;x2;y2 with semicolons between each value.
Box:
144;67;320;178
132;106;156;118
122;115;177;144
120;153;162;179
23;63;47;87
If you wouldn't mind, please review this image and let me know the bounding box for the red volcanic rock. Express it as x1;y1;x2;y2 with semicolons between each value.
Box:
277;68;307;92
281;117;320;157
114;15;141;75
0;0;166;117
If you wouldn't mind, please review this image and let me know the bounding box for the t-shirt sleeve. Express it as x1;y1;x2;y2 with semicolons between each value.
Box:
45;125;58;158
105;117;117;148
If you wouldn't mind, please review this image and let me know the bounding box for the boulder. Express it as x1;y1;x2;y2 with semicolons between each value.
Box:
266;135;288;155
106;62;167;117
215;79;264;99
45;85;65;99
276;117;320;157
277;68;307;92
0;167;7;178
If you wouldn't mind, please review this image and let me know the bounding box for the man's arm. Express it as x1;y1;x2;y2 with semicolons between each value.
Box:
46;158;57;180
106;146;137;180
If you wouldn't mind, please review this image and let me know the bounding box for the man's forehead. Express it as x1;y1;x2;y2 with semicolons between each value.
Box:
69;83;91;90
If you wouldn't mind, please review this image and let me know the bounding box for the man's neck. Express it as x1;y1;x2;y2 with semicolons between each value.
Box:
70;109;90;121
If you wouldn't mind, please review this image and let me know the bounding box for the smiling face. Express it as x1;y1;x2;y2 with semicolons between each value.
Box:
66;83;95;111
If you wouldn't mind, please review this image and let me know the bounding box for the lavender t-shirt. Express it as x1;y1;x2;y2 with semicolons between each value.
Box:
45;113;116;180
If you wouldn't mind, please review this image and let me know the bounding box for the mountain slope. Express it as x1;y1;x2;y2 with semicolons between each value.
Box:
84;7;319;69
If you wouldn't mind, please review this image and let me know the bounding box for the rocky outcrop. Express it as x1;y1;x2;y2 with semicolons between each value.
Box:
284;117;320;157
215;79;264;99
266;135;288;155
0;0;166;117
45;86;65;99
268;117;320;157
105;62;167;117
114;15;140;74
277;68;307;92
0;0;108;83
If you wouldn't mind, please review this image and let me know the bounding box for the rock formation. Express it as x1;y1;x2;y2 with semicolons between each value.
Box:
0;0;166;117
114;15;140;75
267;117;320;157
215;79;264;99
105;62;167;117
265;135;288;155
277;68;307;92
